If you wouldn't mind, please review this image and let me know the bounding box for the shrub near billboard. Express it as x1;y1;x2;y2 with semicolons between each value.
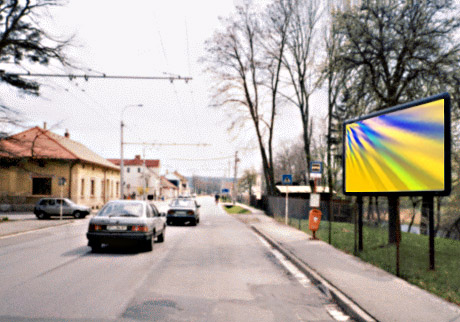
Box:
343;92;451;196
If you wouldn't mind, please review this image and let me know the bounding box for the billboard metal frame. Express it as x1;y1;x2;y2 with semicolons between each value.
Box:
342;92;451;197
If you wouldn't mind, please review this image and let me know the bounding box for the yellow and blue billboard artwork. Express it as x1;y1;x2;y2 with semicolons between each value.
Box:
345;99;445;193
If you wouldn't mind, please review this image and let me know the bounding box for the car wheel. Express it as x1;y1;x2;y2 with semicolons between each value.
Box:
157;229;165;243
36;211;48;220
196;217;200;224
89;242;102;253
167;220;173;226
144;235;154;252
190;218;197;226
73;211;84;219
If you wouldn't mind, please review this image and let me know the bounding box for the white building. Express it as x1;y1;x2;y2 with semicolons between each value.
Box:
109;155;160;200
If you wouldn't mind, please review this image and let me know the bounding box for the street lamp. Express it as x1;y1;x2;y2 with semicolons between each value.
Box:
120;104;143;199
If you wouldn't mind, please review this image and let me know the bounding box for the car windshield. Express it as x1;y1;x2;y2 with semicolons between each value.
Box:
63;198;74;205
170;199;194;208
97;202;144;217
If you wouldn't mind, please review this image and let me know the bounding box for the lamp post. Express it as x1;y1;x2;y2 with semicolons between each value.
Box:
120;104;143;199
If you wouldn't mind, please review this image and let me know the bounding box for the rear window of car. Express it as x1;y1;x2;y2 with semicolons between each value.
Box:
98;202;144;217
170;199;194;208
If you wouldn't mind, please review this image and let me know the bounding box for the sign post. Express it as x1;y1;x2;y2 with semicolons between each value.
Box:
282;175;292;225
58;177;66;221
309;162;323;239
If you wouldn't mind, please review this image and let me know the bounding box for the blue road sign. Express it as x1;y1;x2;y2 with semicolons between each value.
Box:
222;188;230;194
310;161;323;173
282;174;293;185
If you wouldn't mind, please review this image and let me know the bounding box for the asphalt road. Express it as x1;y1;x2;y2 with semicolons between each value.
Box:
0;197;338;322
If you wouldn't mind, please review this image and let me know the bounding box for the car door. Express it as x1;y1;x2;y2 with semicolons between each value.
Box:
150;204;163;233
145;203;155;232
47;199;59;215
59;199;72;215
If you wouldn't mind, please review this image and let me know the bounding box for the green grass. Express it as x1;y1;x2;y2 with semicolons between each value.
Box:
275;216;460;306
223;205;250;214
0;217;8;222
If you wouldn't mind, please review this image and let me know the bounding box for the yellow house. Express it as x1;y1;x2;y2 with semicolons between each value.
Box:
0;126;120;210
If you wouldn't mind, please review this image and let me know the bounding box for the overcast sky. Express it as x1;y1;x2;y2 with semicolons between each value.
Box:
2;0;327;178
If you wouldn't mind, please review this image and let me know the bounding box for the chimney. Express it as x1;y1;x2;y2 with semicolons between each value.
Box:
64;129;70;138
43;122;47;130
135;155;141;160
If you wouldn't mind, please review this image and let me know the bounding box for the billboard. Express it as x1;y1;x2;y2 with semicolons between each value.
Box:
343;92;451;196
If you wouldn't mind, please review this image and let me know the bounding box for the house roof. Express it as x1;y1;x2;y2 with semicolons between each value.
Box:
276;185;334;194
0;127;119;171
160;176;178;190
108;155;160;168
173;171;187;182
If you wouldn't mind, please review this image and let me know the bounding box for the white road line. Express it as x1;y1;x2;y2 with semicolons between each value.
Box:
256;234;351;321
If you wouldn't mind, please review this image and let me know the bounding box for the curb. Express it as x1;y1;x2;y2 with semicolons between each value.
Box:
251;225;377;322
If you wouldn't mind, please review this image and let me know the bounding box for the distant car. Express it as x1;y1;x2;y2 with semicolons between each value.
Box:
86;200;166;252
34;198;91;219
167;198;200;226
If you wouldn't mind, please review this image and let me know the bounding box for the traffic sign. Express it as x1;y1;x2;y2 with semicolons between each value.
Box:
310;161;323;173
221;188;229;194
282;174;292;185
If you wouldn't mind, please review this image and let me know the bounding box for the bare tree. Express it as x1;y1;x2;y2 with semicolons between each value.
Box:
238;168;258;196
0;0;74;95
280;0;322;189
202;2;292;196
0;0;74;153
274;137;307;184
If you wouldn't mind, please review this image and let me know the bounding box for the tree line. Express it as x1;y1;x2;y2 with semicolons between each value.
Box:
202;0;460;239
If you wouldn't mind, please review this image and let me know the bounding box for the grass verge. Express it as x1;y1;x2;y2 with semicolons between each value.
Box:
276;216;460;306
222;205;251;214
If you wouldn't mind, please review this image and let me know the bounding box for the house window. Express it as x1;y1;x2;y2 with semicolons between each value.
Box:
138;167;141;173
81;178;85;196
127;167;130;173
32;177;51;195
101;179;105;197
90;179;95;196
116;181;119;197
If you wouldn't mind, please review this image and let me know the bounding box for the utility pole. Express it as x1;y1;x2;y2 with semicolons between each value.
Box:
233;151;240;204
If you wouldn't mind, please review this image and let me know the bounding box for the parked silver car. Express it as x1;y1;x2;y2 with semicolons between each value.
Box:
87;200;166;252
34;198;91;219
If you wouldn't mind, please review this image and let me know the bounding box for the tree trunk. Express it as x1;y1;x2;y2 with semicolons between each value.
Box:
407;197;419;233
367;196;374;222
375;196;381;225
420;199;428;235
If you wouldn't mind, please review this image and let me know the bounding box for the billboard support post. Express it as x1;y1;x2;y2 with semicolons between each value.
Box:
357;196;363;251
422;195;435;270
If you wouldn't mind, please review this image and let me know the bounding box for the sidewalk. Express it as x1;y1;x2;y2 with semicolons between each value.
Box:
234;203;460;322
0;211;88;238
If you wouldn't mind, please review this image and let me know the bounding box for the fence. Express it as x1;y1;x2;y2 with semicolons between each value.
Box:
264;195;353;224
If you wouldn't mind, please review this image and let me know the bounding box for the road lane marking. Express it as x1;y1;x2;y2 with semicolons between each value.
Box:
256;235;351;321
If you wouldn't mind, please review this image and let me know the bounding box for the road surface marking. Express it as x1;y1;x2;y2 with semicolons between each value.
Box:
256;234;350;321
